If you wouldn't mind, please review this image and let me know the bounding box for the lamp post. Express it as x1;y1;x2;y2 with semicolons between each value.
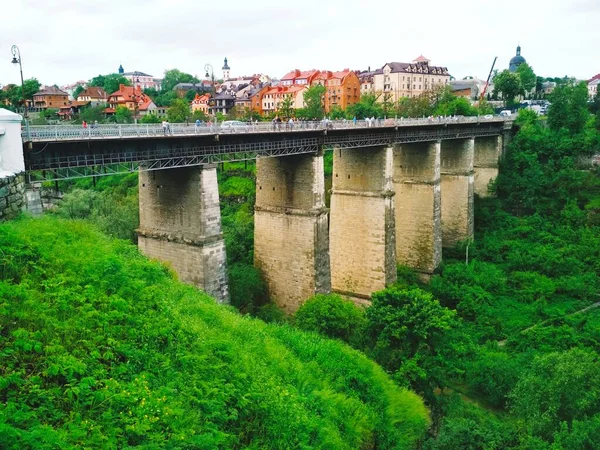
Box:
204;63;216;118
11;45;30;140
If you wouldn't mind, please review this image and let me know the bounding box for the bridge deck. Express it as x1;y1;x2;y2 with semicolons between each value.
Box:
24;118;511;182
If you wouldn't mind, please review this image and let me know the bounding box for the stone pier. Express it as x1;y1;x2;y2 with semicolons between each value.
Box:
393;141;442;275
330;146;396;299
137;166;229;303
474;135;502;197
254;153;330;314
441;138;474;247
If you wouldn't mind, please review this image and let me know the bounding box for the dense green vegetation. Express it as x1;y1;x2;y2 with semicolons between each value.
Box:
18;80;600;448
0;217;428;448
291;82;600;449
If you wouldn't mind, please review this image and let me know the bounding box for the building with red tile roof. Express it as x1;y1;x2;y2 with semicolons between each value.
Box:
76;87;108;106
312;69;361;112
261;85;308;116
280;69;321;86
191;93;211;115
106;84;156;116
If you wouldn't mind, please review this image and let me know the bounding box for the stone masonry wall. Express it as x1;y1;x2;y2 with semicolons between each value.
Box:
254;154;330;313
330;146;396;298
441;138;475;247
474;135;502;197
137;166;229;303
393;142;442;274
0;174;26;221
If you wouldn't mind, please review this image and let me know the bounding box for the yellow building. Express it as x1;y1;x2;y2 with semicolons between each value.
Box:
373;56;450;103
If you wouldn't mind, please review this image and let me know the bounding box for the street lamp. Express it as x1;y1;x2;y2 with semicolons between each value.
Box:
204;63;216;117
10;44;30;140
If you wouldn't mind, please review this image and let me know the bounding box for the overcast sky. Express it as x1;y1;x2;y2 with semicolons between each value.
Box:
1;0;598;87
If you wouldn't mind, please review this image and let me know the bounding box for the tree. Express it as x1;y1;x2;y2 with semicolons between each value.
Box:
114;106;132;123
140;113;161;124
365;287;457;399
5;78;40;108
302;84;325;120
162;69;199;92
493;70;522;107
547;82;590;134
191;109;209;122
89;73;130;95
347;94;383;119
509;348;600;440
73;85;85;100
167;98;190;123
516;63;536;95
278;95;294;119
294;294;366;344
80;105;107;124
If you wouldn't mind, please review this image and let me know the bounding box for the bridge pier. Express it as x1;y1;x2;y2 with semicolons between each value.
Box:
330;146;396;300
393;141;442;275
137;165;229;303
254;153;330;313
474;135;502;197
441;138;474;247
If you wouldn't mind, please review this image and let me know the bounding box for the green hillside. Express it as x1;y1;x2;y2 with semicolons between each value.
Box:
0;217;428;449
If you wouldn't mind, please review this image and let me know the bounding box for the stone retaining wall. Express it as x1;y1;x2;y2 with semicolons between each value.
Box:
0;174;26;220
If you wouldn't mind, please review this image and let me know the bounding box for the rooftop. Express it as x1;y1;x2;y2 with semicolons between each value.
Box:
34;86;69;96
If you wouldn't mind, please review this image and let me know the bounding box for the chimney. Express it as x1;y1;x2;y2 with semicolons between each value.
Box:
119;84;124;90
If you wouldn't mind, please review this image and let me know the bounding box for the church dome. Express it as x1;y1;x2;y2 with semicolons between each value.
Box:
509;45;526;72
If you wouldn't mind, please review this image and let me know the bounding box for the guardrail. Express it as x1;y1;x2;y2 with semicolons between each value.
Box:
23;116;509;142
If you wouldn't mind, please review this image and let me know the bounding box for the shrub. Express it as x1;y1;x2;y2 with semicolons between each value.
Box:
0;217;429;449
294;294;366;344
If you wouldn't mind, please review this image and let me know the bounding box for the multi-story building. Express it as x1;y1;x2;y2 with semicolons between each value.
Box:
250;84;271;114
261;85;307;116
357;68;379;96
119;65;162;91
280;69;321;87
373;56;450;103
211;91;235;116
191;93;210;115
588;74;600;99
106;84;156;117
32;86;70;109
76;87;108;106
61;80;87;100
312;69;360;112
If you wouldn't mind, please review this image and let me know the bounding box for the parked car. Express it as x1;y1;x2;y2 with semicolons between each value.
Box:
220;120;248;131
499;110;512;117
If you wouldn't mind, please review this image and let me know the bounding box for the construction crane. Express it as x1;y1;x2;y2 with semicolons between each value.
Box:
480;56;497;101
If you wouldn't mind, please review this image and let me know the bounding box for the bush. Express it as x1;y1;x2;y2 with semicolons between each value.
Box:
294;294;366;344
0;217;429;449
228;263;267;313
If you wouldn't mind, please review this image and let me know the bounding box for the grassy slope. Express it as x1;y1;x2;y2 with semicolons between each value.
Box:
0;217;428;449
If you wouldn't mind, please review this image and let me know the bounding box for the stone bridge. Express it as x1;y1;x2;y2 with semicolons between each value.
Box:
7;112;513;311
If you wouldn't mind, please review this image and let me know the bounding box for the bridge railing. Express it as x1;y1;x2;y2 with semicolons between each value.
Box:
23;116;507;142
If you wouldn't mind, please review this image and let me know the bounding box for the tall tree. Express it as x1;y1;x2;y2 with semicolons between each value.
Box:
162;69;199;92
547;82;590;134
114;106;132;123
346;93;383;119
278;95;294;119
89;74;130;95
167;98;191;123
73;85;85;100
493;70;522;107
516;63;537;95
302;85;325;120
